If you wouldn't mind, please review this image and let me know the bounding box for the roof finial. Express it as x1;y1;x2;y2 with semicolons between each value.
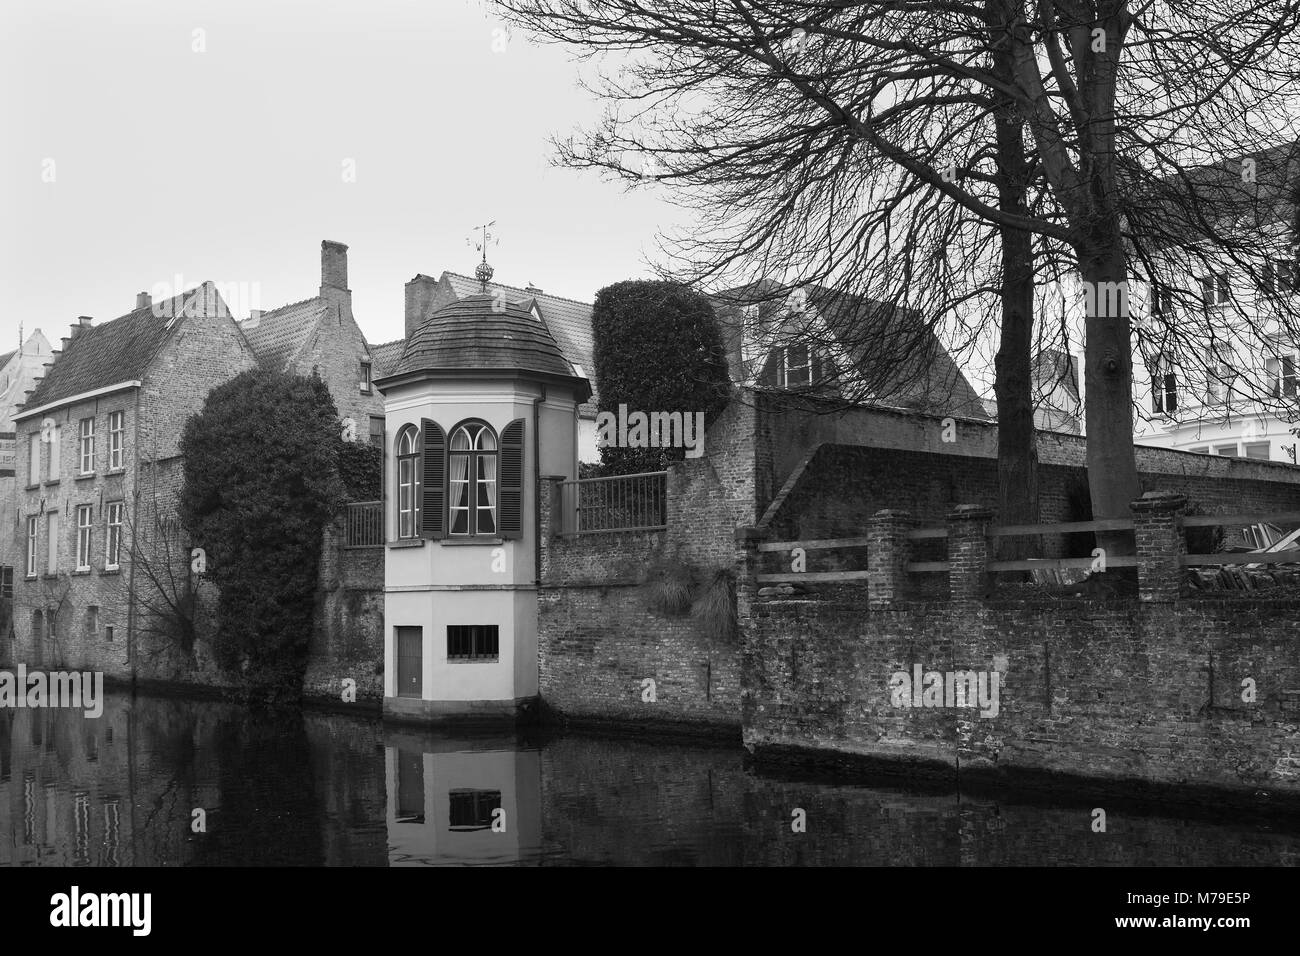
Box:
468;220;498;291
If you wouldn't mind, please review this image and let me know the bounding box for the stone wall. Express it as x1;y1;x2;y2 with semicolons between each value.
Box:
742;594;1300;803
303;518;384;707
533;399;757;733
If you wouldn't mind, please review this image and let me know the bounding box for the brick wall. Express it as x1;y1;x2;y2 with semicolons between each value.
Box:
743;594;1300;803
303;518;384;707
534;399;757;732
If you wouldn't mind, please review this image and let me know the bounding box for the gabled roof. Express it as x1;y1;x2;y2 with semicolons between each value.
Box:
714;280;989;419
371;339;404;379
440;272;597;415
20;284;227;414
241;296;328;369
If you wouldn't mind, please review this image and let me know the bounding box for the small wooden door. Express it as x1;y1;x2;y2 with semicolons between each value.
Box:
396;626;422;698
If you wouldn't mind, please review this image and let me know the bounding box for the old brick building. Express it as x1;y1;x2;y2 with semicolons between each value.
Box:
242;240;385;445
7;283;256;677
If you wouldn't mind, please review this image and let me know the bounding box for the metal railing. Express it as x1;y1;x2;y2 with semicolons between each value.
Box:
559;471;667;534
344;500;384;547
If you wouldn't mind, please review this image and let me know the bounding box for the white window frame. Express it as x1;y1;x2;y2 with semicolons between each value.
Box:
396;426;420;539
27;433;38;485
106;501;123;570
108;410;124;470
48;425;60;481
46;511;59;574
782;344;812;388
1266;352;1298;399
78;417;95;475
1200;273;1231;308
25;516;37;578
76;504;93;571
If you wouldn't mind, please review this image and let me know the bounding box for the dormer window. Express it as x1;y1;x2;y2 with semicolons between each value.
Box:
782;344;812;388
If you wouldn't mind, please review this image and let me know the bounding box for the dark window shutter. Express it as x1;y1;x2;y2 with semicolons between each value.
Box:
420;419;446;539
498;419;525;539
1151;360;1163;413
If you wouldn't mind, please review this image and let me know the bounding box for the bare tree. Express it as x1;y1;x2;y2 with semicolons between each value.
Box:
496;0;1300;546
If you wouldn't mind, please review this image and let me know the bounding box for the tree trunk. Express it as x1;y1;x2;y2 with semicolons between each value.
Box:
1080;244;1142;554
990;1;1039;563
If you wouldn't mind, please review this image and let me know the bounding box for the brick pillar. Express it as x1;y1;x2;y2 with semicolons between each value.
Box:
734;527;764;634
1132;491;1187;602
868;509;913;606
947;504;992;603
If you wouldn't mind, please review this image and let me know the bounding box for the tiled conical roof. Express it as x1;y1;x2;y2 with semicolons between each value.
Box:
392;294;584;383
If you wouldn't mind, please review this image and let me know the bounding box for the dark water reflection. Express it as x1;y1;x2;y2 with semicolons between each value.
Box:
0;691;1296;866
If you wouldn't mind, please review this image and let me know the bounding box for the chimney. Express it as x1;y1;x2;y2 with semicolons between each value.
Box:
405;273;441;339
246;309;263;325
79;315;92;327
136;292;151;310
321;240;349;294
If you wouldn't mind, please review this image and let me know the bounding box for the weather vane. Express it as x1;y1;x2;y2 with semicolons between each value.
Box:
467;220;499;290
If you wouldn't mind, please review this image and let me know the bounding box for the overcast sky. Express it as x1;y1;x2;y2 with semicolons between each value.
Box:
0;0;681;351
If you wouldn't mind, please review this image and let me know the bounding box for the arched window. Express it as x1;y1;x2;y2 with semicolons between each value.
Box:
396;425;420;539
448;421;497;536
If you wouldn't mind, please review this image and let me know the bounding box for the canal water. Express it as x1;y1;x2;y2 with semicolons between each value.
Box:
1;691;1296;866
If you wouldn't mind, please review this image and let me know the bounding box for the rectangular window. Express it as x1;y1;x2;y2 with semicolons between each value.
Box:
0;567;12;601
105;626;114;643
46;512;59;574
447;624;499;662
783;345;811;388
25;517;37;578
1244;441;1271;460
108;411;124;470
448;789;502;831
84;606;99;639
76;505;92;570
1188;446;1209;455
48;425;60;480
1268;353;1297;398
78;418;94;475
1205;345;1236;403
27;433;38;485
106;501;123;570
1150;283;1174;317
1216;444;1239;457
1263;258;1297;295
360;361;372;394
369;416;384;449
1200;273;1231;307
1151;356;1179;414
398;457;416;538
